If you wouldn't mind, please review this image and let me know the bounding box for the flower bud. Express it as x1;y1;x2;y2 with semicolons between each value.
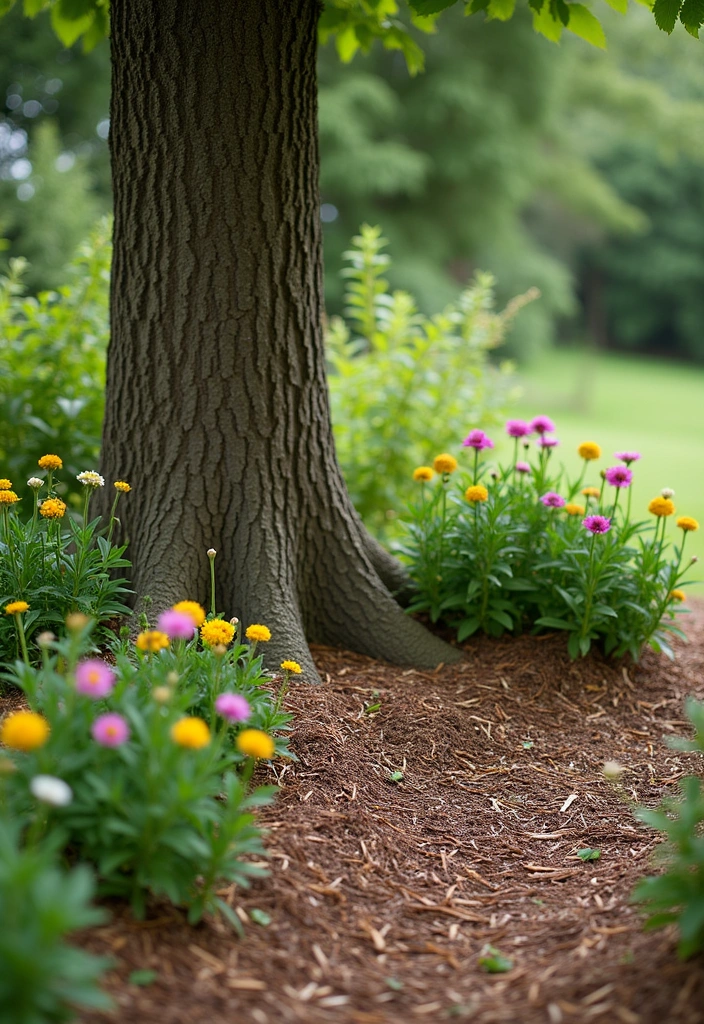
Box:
212;643;227;658
152;686;171;703
229;617;239;626
691;555;699;564
661;488;675;498
207;548;217;558
27;477;43;490
36;631;56;648
603;760;624;780
166;671;179;687
65;612;90;632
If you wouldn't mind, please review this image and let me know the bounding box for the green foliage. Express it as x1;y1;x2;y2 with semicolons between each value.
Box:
398;422;697;658
0;220;109;496
0;819;110;1023
633;698;704;958
327;225;532;535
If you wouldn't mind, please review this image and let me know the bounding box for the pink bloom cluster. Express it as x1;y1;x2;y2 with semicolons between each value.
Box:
604;466;633;489
583;515;611;535
215;693;251;723
462;429;494;451
75;660;115;699
615;451;640;465
515;461;531;474
506;420;531;438
541;492;565;508
92;712;130;747
157;609;196;640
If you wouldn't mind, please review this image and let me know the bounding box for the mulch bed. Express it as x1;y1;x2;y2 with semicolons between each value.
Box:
64;604;704;1022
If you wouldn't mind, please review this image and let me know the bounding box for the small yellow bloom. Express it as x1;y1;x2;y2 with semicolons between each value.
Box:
0;479;11;490
582;487;600;499
39;498;67;520
677;516;699;533
413;466;434;482
173;601;206;627
464;484;489;503
281;660;302;674
113;480;131;493
38;454;62;470
5;601;29;615
648;497;675;518
670;589;686;603
236;729;275;760
201;619;236;647
577;442;601;461
170;717;210;749
245;624;271;643
433;454;458;475
565;503;585;516
0;490;19;505
136;630;170;652
1;710;50;751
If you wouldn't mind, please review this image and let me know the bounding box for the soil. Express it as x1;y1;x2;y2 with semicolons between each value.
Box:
61;605;704;1022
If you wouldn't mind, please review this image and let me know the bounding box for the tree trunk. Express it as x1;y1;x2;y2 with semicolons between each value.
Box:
103;0;460;680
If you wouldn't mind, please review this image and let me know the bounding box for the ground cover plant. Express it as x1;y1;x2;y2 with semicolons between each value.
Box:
399;416;698;660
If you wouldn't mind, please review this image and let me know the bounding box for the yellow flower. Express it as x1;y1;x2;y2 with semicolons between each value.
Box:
565;503;585;516
464;484;489;503
39;498;67;520
1;711;50;751
245;624;271;643
113;480;131;493
281;660;302;674
648;497;675;518
170;717;210;749
413;466;434;482
582;487;600;499
5;601;29;615
201;619;236;647
135;630;170;652
173;601;206;627
0;490;19;505
236;729;275;760
0;479;11;490
38;454;62;470
433;454;458;475
677;516;699;533
577;442;601;461
670;589;686;603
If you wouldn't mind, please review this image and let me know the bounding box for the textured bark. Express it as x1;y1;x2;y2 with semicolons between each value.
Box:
103;0;460;680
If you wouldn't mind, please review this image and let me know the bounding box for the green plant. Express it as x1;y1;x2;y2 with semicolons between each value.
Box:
326;225;534;536
633;698;704;958
0;819;110;1024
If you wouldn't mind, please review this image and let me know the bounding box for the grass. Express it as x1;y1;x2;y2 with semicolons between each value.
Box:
511;346;704;590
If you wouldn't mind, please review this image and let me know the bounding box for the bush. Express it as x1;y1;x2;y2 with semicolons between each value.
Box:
633;699;704;958
398;419;697;659
327;225;535;536
0;819;110;1024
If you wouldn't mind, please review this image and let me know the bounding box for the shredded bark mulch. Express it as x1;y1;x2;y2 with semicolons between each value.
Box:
50;606;704;1022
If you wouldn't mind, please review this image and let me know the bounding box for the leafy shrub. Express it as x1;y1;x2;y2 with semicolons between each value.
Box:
326;224;535;536
1;612;291;928
399;419;697;659
0;819;110;1024
633;699;704;958
0;458;131;665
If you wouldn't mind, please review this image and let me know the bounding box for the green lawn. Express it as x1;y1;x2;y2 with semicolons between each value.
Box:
510;347;704;590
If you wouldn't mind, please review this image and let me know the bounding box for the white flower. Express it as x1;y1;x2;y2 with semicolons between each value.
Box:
207;548;217;558
661;488;675;499
27;477;43;490
76;471;105;488
30;774;73;807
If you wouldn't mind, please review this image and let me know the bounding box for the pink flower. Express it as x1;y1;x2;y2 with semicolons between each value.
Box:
604;466;633;488
92;713;130;747
506;420;531;438
615;451;641;465
530;415;555;435
215;693;251;723
462;429;494;451
538;436;559;449
583;515;611;535
157;609;196;640
515;461;531;474
75;660;115;699
541;492;565;508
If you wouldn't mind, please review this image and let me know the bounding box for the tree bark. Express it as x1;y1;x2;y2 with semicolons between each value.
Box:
103;0;460;680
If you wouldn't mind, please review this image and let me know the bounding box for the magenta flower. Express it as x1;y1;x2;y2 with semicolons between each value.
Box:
530;415;555;435
583;515;611;535
215;693;251;723
538;436;559;449
92;713;130;747
604;466;633;489
157;609;196;640
75;660;115;699
540;492;565;508
615;451;641;465
506;419;531;438
515;461;531;474
462;428;494;451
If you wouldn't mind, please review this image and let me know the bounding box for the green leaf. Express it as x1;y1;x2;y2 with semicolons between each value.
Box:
532;1;563;41
389;770;404;782
23;0;46;14
249;908;272;926
129;970;157;987
408;0;459;12
602;0;627;10
680;0;704;33
522;740;534;749
487;0;516;19
577;848;601;861
335;24;359;62
478;945;513;973
652;0;683;31
50;3;95;47
566;3;606;45
364;702;381;714
534;616;572;630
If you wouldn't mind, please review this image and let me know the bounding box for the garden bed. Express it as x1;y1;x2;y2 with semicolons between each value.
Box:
72;606;704;1024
